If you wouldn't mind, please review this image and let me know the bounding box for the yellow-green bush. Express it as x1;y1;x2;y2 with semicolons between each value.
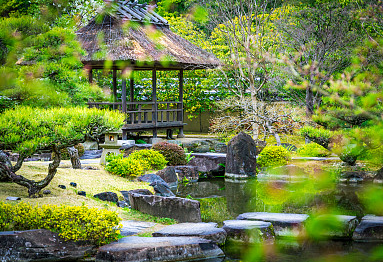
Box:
128;149;168;171
297;143;331;157
105;153;144;178
257;146;291;168
0;202;121;246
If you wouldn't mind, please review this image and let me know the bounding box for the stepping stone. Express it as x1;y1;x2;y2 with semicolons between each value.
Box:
353;215;383;241
315;215;358;239
152;222;227;245
222;220;275;243
120;221;156;236
5;197;20;201
96;236;224;262
236;212;309;237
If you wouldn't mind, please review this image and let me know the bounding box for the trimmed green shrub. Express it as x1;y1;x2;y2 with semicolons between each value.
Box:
297;143;331;157
152;141;187;166
258;146;291;168
300;126;335;149
105;153;144;178
0;202;121;246
129;149;168;170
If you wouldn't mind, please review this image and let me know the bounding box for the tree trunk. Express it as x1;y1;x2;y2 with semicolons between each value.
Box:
0;151;12;182
67;146;81;169
0;146;61;197
306;86;314;118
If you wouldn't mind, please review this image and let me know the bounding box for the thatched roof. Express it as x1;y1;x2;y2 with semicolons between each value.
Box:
76;1;220;70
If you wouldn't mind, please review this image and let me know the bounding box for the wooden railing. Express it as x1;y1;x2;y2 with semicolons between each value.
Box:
87;101;182;126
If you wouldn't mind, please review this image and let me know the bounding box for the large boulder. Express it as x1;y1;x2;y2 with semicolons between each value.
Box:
93;192;118;203
314;215;359;239
187;153;226;177
150;181;175;197
0;150;12;182
138;173;167;184
128;191;201;222
373;166;383;183
222;220;275;243
120;189;153;206
174;165;199;182
156;167;178;188
225;132;257;179
96;236;224;262
0;229;95;262
236;212;309;237
152;222;227;245
353;215;383;241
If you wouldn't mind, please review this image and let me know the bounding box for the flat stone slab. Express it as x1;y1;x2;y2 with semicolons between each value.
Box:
222;220;275;243
5;196;21;201
152;222;227;245
353;215;383;241
236;212;309;236
120;221;157;236
188;153;226;177
316;215;358;239
96;236;224;262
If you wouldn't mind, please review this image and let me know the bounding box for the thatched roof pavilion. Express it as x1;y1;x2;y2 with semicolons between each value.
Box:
77;0;220;139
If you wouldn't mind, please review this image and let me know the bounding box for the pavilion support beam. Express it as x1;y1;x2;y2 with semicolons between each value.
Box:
152;69;158;138
88;68;93;84
177;69;185;138
130;76;134;111
122;77;128;140
112;69;117;109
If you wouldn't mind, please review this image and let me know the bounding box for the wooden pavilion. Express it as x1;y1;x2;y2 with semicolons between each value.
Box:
76;0;220;139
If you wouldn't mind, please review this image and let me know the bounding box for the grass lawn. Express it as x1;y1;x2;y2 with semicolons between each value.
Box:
0;160;162;222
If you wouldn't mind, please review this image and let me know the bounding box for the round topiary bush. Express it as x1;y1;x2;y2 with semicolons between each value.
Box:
129;149;168;170
105;153;144;178
152;141;187;166
297;143;331;157
257;145;291;168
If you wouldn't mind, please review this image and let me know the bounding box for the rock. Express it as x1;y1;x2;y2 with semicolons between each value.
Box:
128;191;201;222
314;215;359;239
236;212;309;237
93;192;118;203
6;196;20;201
83;141;99;150
43;190;51;195
120;221;156;236
78;191;86;196
174;165;199;182
117;200;129;208
156;166;178;187
96;236;224;262
187;153;226;178
183;139;227;154
121;189;153;206
0;150;12;182
70;182;77;187
353;215;383;241
149;181;175;197
225;132;257;179
0;229;95;262
80;149;103;159
138;173;167;184
153;222;227;245
373;167;383;183
58;185;66;189
120;144;152;157
222;220;275;243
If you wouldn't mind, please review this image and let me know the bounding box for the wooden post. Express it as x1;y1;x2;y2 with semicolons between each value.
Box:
130;76;134;111
88;68;93;84
112;68;117;109
177;69;185;138
122;77;128;140
152;69;158;138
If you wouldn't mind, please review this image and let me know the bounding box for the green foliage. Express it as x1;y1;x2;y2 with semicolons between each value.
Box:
297;143;331;157
125;208;176;225
129;149;168;171
300;126;335;149
0;202;121;246
199;197;233;223
105;153;144;178
257;146;291;168
0;107;124;157
152;141;187;166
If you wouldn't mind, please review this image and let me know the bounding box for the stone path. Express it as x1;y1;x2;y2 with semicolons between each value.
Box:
120;220;157;236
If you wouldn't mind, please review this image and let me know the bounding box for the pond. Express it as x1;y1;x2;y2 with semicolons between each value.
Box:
172;165;382;262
